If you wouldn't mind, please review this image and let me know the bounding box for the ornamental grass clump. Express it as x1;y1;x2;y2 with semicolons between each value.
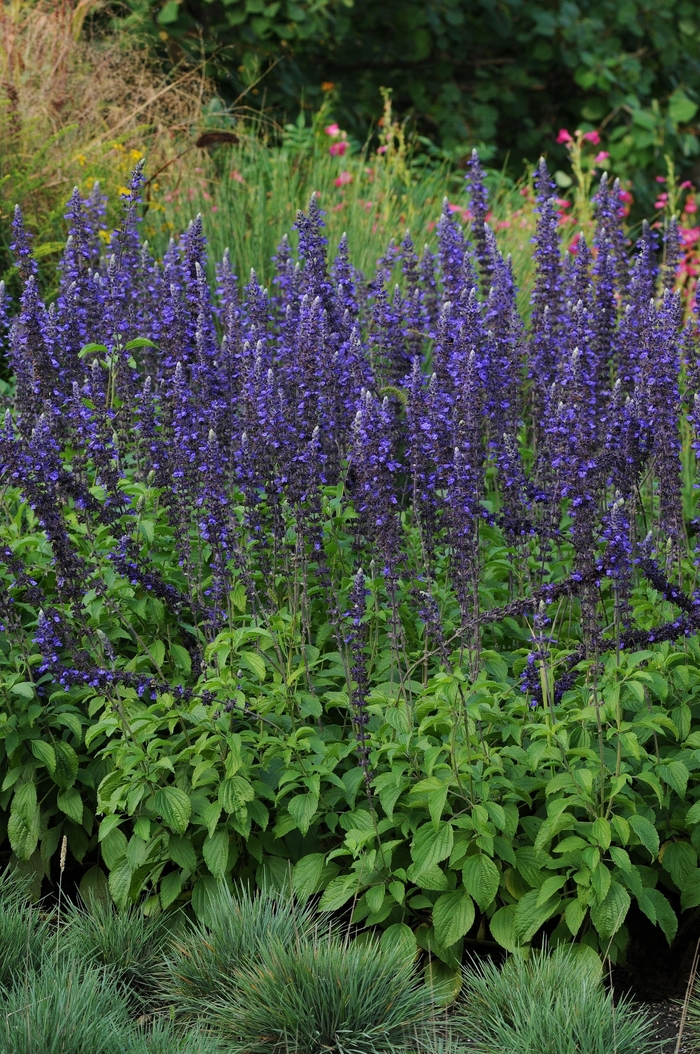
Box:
452;945;658;1054
5;148;700;967
200;930;434;1054
0;867;47;991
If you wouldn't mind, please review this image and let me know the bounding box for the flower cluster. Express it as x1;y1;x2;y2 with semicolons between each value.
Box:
2;155;700;746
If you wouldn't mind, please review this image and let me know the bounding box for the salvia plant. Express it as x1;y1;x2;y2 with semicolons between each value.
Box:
3;150;700;977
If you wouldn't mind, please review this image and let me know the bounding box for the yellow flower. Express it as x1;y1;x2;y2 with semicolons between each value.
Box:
130;149;144;162
74;153;87;166
118;186;130;196
98;230;111;243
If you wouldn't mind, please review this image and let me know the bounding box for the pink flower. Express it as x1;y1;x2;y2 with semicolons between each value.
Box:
619;189;633;203
686;198;698;214
680;180;694;190
556;128;573;144
654;194;669;209
583;130;601;144
334;170;352;187
555;198;571;209
329;141;348;157
325;123;341;137
594;151;609;163
655;175;666;183
568;232;581;254
230;170;245;184
376;145;388;155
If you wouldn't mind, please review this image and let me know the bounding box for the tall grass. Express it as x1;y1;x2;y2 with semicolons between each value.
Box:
0;0;211;293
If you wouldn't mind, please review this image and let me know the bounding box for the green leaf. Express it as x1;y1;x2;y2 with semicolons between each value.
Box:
292;854;325;899
57;787;83;824
661;840;697;888
590;880;630;939
10;682;36;699
432;889;475;948
637;888;677;944
168;834;197;873
591;817;611;851
202;829;229;880
124;337;158;350
54;741;79;790
489;905;517;951
8;782;39;861
98;815;124;842
686;801;700;827
411;821;454;876
565;897;587;937
219;775;255;813
658;761;689;799
629;815;660;860
288;792;318;835
462;854;500;912
318;874;359;911
381;923;416;959
33;241;64;259
669;89;699;124
160;870;184;909
31;740;56;775
514;888;561;944
78;342;108;359
191;875;221;925
681;870;700;911
170;643;192;674
157;0;180;24
101;828;128;870
147;640;166;669
155;786;191;834
240;650;266;681
108;858;133;911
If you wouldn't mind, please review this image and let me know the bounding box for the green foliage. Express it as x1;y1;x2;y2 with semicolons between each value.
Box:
0;867;48;990
453;944;658;1054
62;894;176;1010
0;958;133;1054
123;1019;223;1054
161;884;316;1014
201;927;433;1053
123;0;700;206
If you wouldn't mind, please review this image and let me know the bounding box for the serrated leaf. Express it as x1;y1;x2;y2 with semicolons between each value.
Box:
98;815;124;842
219;775;255;813
489;904;517;951
108;857;133;910
54;741;78;790
147;640;166;669
202;829;229;880
240;650;266;681
155;786;191;834
462;854;500;912
565;897;587;937
687;801;700;827
288;792;318;836
661;840;697;888
10;682;35;699
170;643;192;674
590;880;630;938
591;817;611;851
411;821;453;877
57;787;83;824
31;740;56;775
432;889;475;948
160;870;184;909
637;887;677;944
318;874;359;911
168;833;197;873
658;761;689;799
514;888;561;943
381;923;416;959
292;854;325;899
629;814;660;860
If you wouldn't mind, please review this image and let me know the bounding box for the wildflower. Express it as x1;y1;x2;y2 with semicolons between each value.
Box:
583;130;601;144
324;123;341;137
230;169;245;184
686;198;698;214
321;81;335;91
556;128;573;144
680;180;694;190
334;171;352;187
329;141;348;157
594;151;609;163
656;175;667;183
619;189;633;204
376;145;388;155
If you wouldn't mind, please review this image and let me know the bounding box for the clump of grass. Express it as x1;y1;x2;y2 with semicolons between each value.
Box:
62;894;175;1011
202;931;434;1054
0;957;132;1054
123;1016;223;1054
451;945;659;1054
161;883;315;1015
0;867;47;991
